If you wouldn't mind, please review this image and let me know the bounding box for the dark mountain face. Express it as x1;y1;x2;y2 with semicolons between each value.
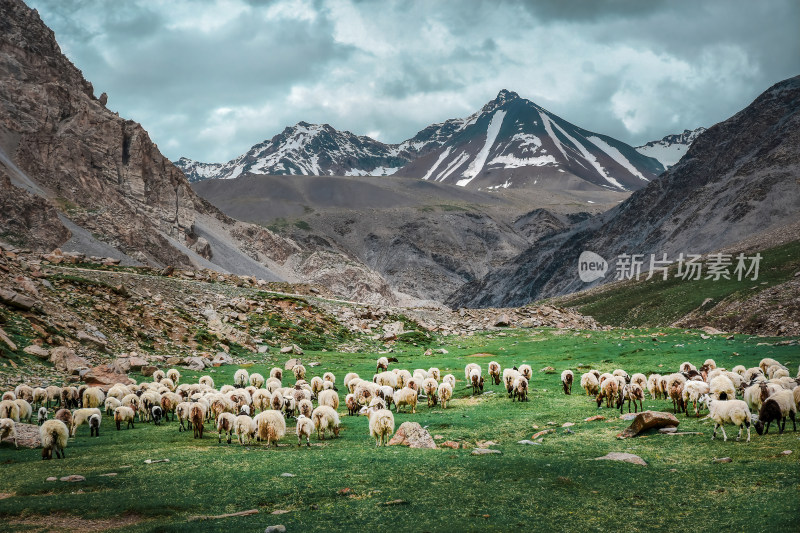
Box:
448;75;800;309
177;90;664;192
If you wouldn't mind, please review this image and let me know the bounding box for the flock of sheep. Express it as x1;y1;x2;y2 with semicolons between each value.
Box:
0;355;797;458
575;357;799;442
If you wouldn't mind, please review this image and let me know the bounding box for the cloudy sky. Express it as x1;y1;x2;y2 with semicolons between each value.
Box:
28;0;800;163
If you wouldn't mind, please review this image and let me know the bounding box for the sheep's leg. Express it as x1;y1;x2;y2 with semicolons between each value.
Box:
791;412;797;432
712;423;718;439
736;425;742;441
720;424;728;442
745;423;751;442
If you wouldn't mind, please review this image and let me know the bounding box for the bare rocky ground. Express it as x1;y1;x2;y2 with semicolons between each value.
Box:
0;242;600;390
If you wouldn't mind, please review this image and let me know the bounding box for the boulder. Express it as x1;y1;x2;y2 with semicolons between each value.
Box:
618;411;679;439
140;366;158;377
49;347;89;375
440;441;460;449
1;422;40;448
284;358;301;370
23;344;50;359
0;288;37;311
594;452;647;466
76;331;108;350
471;448;501;455
127;356;148;371
184;357;206;371
211;352;233;366
493;314;511;327
387;422;437;449
83;364;135;388
0;327;17;351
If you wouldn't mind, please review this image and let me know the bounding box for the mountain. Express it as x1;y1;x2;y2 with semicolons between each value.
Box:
448;75;800;308
635;127;706;169
177;90;665;192
175;122;411;182
0;0;396;305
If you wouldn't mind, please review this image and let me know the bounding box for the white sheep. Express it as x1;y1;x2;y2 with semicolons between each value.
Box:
423;378;439;407
612;369;629;382
235;414;256;445
323;372;336;385
45;386;62;408
443;374;456;389
702;395;751;442
427;367;441;381
561;370;574;395
265;377;282;394
487;362;501;385
630;373;647;390
376;356;389;372
40;419;69;459
70;408;102;437
175;402;193;432
377;386;394;409
167;368;181;384
292;364;306;381
581;372;600;397
363;406;394;446
14;399;32;423
732;365;746;376
310;376;325;397
104;397;121;416
298;398;313;419
217;412;236;443
37;406;48;426
248;372;265;389
318;389;340;410
755;389;797;435
519;364;532;381
512;376;529;402
394;387;418;414
682;380;710;417
32;387;47;408
152;369;166;382
199;375;215;389
295;414;313;446
1;391;14;402
15;384;32;402
374;371;398;389
646;374;662;399
438;382;452;409
618;383;644;413
114;406;136;430
469;367;484;395
255;410;286;447
395;369;412;389
0;418;17;448
596;377;619;408
666;373;687;413
346;394;359;416
0;399;20;422
311;405;340;439
710;375;736;401
680;362;697;373
234;369;250;388
503;368;520;397
269;367;283;381
464;363;481;381
703;359;717;371
767;365;790;380
344;372;360;392
759;358;780;374
743;367;764;383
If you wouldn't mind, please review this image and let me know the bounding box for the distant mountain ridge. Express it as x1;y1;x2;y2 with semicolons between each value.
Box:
176;90;667;192
635;127;706;168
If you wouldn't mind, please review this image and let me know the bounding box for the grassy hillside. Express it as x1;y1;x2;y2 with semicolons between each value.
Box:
549;240;800;329
1;328;798;532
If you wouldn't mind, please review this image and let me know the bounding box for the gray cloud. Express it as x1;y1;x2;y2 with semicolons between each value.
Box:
27;0;800;163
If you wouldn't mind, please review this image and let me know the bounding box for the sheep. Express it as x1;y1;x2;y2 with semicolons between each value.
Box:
423;378;438;407
346;394;359;416
405;378;421;396
199;375;215;389
295;414;313;446
743;367;764;383
394;387;418;414
323;371;336;385
251;390;272;413
216;412;236;443
469;368;485;395
376;356;389;372
443;374;456;389
40;419;69;459
486;361;501;385
45;386;62;408
395;370;412;389
710;375;736;401
190;404;205;438
702;395;751;442
152;369;166;382
767;365;790;380
703;359;717;371
318;389;340;410
646;374;662;399
312;405;340;439
519;364;533;381
233;369;249;389
0;399;20;422
759;358;780;374
270;390;284;412
269;367;283;381
344;372;360;392
163;368;180;385
120;393;140;413
265;378;282;394
376;386;395;409
596;377;619;408
503;368;520;397
618;383;644;413
732;365;746;376
438;382;452;409
369;396;387;410
561;370;574;395
151;406;164;426
15;384;33;402
755;390;797;435
105;397;122;416
14;399;32;423
37;406;48;426
680;362;697;373
1;391;14;401
512;376;529;402
725;372;744;391
413;369;428;383
630;373;647;390
374;371;398;389
0;418;17;448
612;369;629;383
657;375;669;399
363;405;395;446
464;363;481;381
246;372;264;389
255;410;285;446
114;406;135;430
69;408;101;437
666;373;687;413
55;408;72;430
297;398;313;419
682;380;710;417
292;364;306;381
598;373;613;387
140;391;162;422
354;381;379;406
175;402;193;432
427;367;441;382
160;392;182;422
235;414;256;445
580;372;600;397
220;385;235;395
32;387;47;408
795;387;800;410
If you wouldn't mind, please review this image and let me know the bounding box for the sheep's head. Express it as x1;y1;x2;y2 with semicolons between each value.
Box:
333;425;340;438
754;420;765;435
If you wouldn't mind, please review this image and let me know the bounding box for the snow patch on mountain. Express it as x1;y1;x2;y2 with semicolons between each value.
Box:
635;127;706;169
587;136;648;182
457;110;506;187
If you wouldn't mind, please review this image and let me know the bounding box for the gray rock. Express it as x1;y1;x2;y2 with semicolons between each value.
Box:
517;440;541;445
594;452;647;466
471;448;502;455
265;526;286;533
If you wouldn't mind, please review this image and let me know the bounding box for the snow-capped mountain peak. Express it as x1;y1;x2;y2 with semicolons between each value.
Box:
635;127;707;169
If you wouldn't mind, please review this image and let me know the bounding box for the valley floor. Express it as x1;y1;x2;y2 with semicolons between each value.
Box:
1;328;798;532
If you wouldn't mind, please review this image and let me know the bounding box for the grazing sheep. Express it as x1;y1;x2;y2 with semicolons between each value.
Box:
106;384;128;400
617;383;644;413
265;378;282;394
666;373;687;413
464;363;481;381
443;374;456;389
37;406;48;426
310;376;324;397
486;361;501;385
710;375;736;401
743;367;765;383
680;362;697;373
772;377;797;390
248;372;264;389
81;387;105;409
32;387;47;408
70;408;101;437
318;389;340;410
190;404;206;439
703;359;717;371
354;381;379;406
363;406;394;446
323;371;336;385
612;369;629;383
413;369;428;383
14;399;32;423
14;384;31;402
394;387;418;414
630;373;647;390
377;386;395;409
152;369;166;382
657;375;669;399
160;392;182;422
767;365;790;380
0;418;17;448
235;414;256;445
166;368;181;384
369;397;387;410
438;382;453;409
755;390;797;435
40;419;68;459
312;405;340;439
646;374;662;400
55;408;72;429
0;399;20;422
251;390;272;413
374;371;398;389
269;367;283;381
1;391;14;402
255;410;286;447
596;377;619;408
120;393;140;412
344;372;360;392
87;413;101;437
292;364;306;381
512;376;529;402
234;369;250;389
151;406;163;426
581;372;600;397
296;414;313;446
45;386;62;408
731;365;746;376
270;390;284;412
346;394;359;416
598;373;613;387
395;370;412;390
298;398;313;419
519;364;533;381
759;358;780;374
682;380;710;417
114;406;135;430
504;368;520;397
561;370;574;395
423;378;438;407
175;402;193;432
469;368;485;395
376;356;389;372
725;372;744;391
427;368;441;381
105;397;122;416
216;412;236;443
199;375;215;389
702;395;751;442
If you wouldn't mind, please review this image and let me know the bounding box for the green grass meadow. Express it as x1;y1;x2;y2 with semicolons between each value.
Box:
1;328;798;532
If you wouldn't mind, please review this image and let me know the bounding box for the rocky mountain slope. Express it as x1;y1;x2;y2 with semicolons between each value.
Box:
635;127;706;169
0;0;398;305
178;90;664;192
449;75;800;308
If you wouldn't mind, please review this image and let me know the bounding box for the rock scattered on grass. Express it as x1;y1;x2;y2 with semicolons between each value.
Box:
46;477;57;482
388;422;437;449
618;411;679;438
584;415;605;422
471;448;501;455
265;526;286;533
659;427;678;434
562;422;574;427
531;429;554;439
594;452;647;466
60;475;86;482
280;473;295;477
271;510;290;515
143;459;170;464
713;457;732;463
780;450;792;455
517;440;541;446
